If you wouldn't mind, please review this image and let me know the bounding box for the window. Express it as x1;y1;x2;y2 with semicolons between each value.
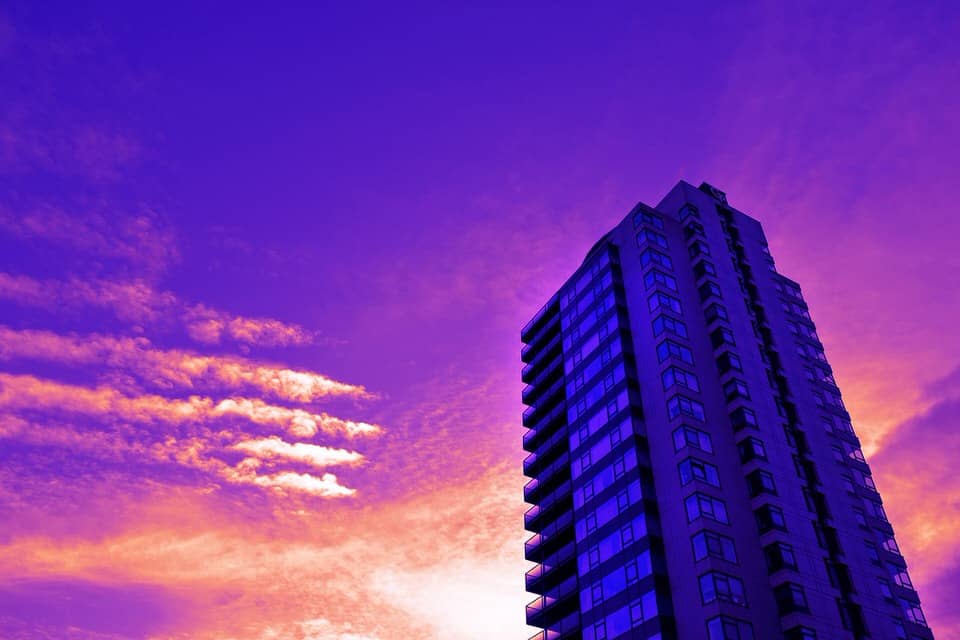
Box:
746;469;777;497
878;578;894;602
853;508;867;528
686;492;729;524
639;247;674;270
694;259;717;280
891;619;907;640
889;564;914;589
723;378;750;401
869;500;888;521
652;314;688;338
881;536;901;555
716;350;742;373
662;366;700;392
668;394;706;421
693;530;737;563
684;221;706;240
689;239;711;258
673;425;713;453
710;326;736;349
764;542;798;572
705;302;728;324
679;203;699;220
774;583;809;614
784;627;817;640
755;504;786;532
634;209;664;230
648;291;682;314
707;616;754;640
730;406;759;431
700;572;747;606
847;446;866;463
637;228;668;249
737;437;766;463
901;599;927;625
644;269;679;292
679;457;721;487
699;281;723;302
657;339;693;364
864;541;880;564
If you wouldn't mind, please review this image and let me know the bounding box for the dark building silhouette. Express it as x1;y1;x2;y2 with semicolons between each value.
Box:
521;181;934;640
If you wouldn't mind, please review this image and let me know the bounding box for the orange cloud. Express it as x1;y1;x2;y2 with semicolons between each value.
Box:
232;436;365;468
0;465;529;638
0;326;369;402
0;373;381;438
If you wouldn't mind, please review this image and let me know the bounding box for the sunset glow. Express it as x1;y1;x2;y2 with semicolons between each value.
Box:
1;3;958;639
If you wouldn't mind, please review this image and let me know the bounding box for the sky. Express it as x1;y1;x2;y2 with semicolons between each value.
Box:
0;2;958;638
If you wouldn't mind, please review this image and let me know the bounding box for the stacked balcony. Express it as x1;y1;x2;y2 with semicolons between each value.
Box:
522;295;578;637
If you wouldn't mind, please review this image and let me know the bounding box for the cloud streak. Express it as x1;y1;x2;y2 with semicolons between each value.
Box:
0;373;381;438
0;326;369;402
232;436;365;468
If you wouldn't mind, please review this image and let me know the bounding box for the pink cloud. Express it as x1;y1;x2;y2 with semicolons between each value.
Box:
0;203;177;274
0;373;381;438
183;303;316;346
0;326;369;402
232;436;365;468
241;470;356;498
0;272;315;347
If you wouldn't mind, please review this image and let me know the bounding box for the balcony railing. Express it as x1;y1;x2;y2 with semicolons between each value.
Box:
525;541;576;591
525;480;571;529
521;334;562;383
526;574;577;626
522;377;564;426
527;610;580;640
521;295;559;343
525;510;573;561
524;452;569;503
523;404;566;453
522;313;560;362
522;355;563;405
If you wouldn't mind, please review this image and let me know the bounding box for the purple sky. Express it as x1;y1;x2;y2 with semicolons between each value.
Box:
1;3;958;638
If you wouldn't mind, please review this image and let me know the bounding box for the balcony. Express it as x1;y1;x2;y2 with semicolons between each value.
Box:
522;313;561;363
526;574;578;628
522;295;559;344
524;453;570;503
527;610;580;640
522;334;562;384
525;511;573;562
522;378;564;427
522;404;567;453
525;541;576;593
525;480;571;531
522;355;564;405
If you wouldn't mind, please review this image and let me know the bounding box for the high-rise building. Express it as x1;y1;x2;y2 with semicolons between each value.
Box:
521;181;934;640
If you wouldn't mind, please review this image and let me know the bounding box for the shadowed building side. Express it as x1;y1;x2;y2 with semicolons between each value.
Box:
521;181;935;640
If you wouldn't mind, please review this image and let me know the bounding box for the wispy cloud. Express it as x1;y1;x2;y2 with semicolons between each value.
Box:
0;272;316;346
0;373;381;438
0;326;368;402
232;436;365;468
0;202;178;274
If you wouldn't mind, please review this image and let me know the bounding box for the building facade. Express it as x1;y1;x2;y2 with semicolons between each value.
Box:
521;181;934;640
